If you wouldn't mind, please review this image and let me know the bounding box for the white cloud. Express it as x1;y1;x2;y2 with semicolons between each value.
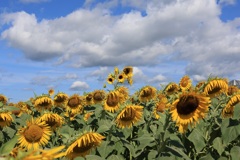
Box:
70;81;89;91
148;74;167;84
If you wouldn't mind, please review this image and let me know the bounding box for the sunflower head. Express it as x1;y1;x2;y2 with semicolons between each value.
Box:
0;94;8;105
66;131;105;159
38;112;64;130
92;90;106;104
66;94;84;114
104;91;120;113
153;101;167;119
48;88;55;96
222;106;234;118
0;111;13;128
115;105;143;129
139;86;157;102
227;85;239;96
195;80;206;92
117;72;125;83
164;82;179;95
123;66;133;78
54;92;69;108
170;91;210;133
203;78;228;98
84;93;94;106
179;75;192;91
107;74;115;84
34;95;53;112
17;118;52;150
116;86;129;103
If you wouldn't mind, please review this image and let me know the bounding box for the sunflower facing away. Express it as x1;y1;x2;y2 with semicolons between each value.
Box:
115;105;143;129
170;91;211;133
66;131;105;159
66;94;84;114
138;86;157;102
0;94;8;105
92;90;106;104
38;112;64;130
53;92;69;108
84;93;94;106
164;82;180;95
17;118;52;150
0;111;13;128
179;75;192;92
222;94;240;118
104;91;120;113
34;95;53;112
203;78;228;98
116;86;129;103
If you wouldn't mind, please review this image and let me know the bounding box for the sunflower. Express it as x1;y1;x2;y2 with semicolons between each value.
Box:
157;93;168;104
221;94;240;118
222;106;234;118
115;105;143;129
64;112;77;121
114;67;119;75
53;92;69;108
227;85;239;96
34;95;53;112
92;90;106;104
164;82;180;95
116;86;129;103
0;94;8;105
107;74;115;84
117;72;125;83
153;101;167;119
0;111;13;128
66;131;105;159
138;86;157;102
170;91;210;133
17;118;51;150
38;112;64;130
203;78;228;98
48;88;55;96
84;93;94;106
104;91;120;113
195;81;206;91
15;101;32;116
66;94;84;114
123;66;133;78
179;75;192;91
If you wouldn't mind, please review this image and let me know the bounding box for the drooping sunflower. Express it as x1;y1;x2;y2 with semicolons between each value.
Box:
164;82;180;95
116;86;129;103
123;66;133;78
195;80;206;92
170;91;211;133
53;92;69;108
179;75;192;91
66;94;84;114
65;131;105;159
203;78;228;98
115;105;143;129
34;95;53;112
104;91;120;113
107;74;115;84
14;101;32;116
92;90;106;104
222;106;234;118
227;85;239;96
38;112;64;131
0;94;8;105
157;93;168;104
17;118;51;150
84;93;94;107
117;72;125;83
222;94;240;118
138;86;157;102
0;111;13;128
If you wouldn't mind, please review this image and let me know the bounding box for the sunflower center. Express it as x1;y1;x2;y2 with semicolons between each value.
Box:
108;78;113;82
73;142;94;153
121;108;135;121
93;92;104;101
156;103;165;113
39;101;50;107
123;68;131;75
24;124;43;143
208;87;221;94
68;97;80;108
86;94;93;101
176;95;199;115
0;117;4;122
106;93;119;107
119;75;123;79
181;80;188;87
46;119;58;127
55;96;66;103
141;88;152;97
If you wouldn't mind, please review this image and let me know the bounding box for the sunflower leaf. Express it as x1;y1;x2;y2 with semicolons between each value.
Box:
148;150;158;159
97;141;114;158
212;137;225;156
221;118;240;145
230;146;240;160
86;155;105;160
165;146;191;160
107;154;125;160
0;135;18;155
198;153;214;160
188;129;206;153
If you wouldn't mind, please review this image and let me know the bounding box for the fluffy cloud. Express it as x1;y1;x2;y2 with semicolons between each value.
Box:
1;0;240;80
70;81;89;91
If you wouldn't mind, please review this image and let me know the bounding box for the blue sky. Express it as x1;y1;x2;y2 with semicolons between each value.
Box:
0;0;240;103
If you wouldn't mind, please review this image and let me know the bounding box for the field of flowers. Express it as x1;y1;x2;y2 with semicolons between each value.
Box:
0;66;240;160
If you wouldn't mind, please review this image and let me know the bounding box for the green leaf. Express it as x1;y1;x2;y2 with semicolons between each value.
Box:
134;134;155;149
148;150;158;159
97;141;114;158
0;135;18;155
166;146;191;160
221;119;240;145
230;146;240;160
188;129;206;153
212;137;225;156
124;143;136;157
86;155;105;160
97;124;110;133
198;153;214;160
107;155;125;160
3;127;16;139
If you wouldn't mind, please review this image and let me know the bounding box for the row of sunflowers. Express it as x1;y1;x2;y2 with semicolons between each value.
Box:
0;66;240;160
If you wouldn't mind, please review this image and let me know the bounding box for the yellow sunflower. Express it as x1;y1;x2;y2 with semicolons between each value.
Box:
104;91;120;113
34;95;53;112
138;86;157;102
14;101;32;116
203;78;228;98
0;94;8;105
116;86;129;103
170;91;210;133
123;66;133;78
66;131;105;159
222;94;240;118
164;82;180;95
53;92;69;108
179;75;192;91
227;85;239;96
17;118;51;150
153;101;167;119
38;112;64;130
222;106;234;118
117;72;125;83
107;74;115;84
0;111;13;128
195;80;206;92
92;90;106;104
66;94;84;114
115;105;143;129
157;93;168;104
84;93;94;106
114;67;119;75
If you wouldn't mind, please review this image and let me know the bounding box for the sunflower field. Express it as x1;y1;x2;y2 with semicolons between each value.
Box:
0;66;240;160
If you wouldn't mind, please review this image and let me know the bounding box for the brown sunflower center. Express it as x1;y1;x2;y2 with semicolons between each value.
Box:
156;102;165;113
181;79;189;87
208;87;221;95
118;75;123;79
86;94;93;101
176;95;199;115
0;117;4;122
73;142;95;153
24;124;43;142
39;101;51;107
55;96;66;103
123;68;131;75
108;78;113;82
140;88;152;98
93;92;104;101
46;118;58;127
68;97;80;108
121;108;136;121
106;93;119;107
